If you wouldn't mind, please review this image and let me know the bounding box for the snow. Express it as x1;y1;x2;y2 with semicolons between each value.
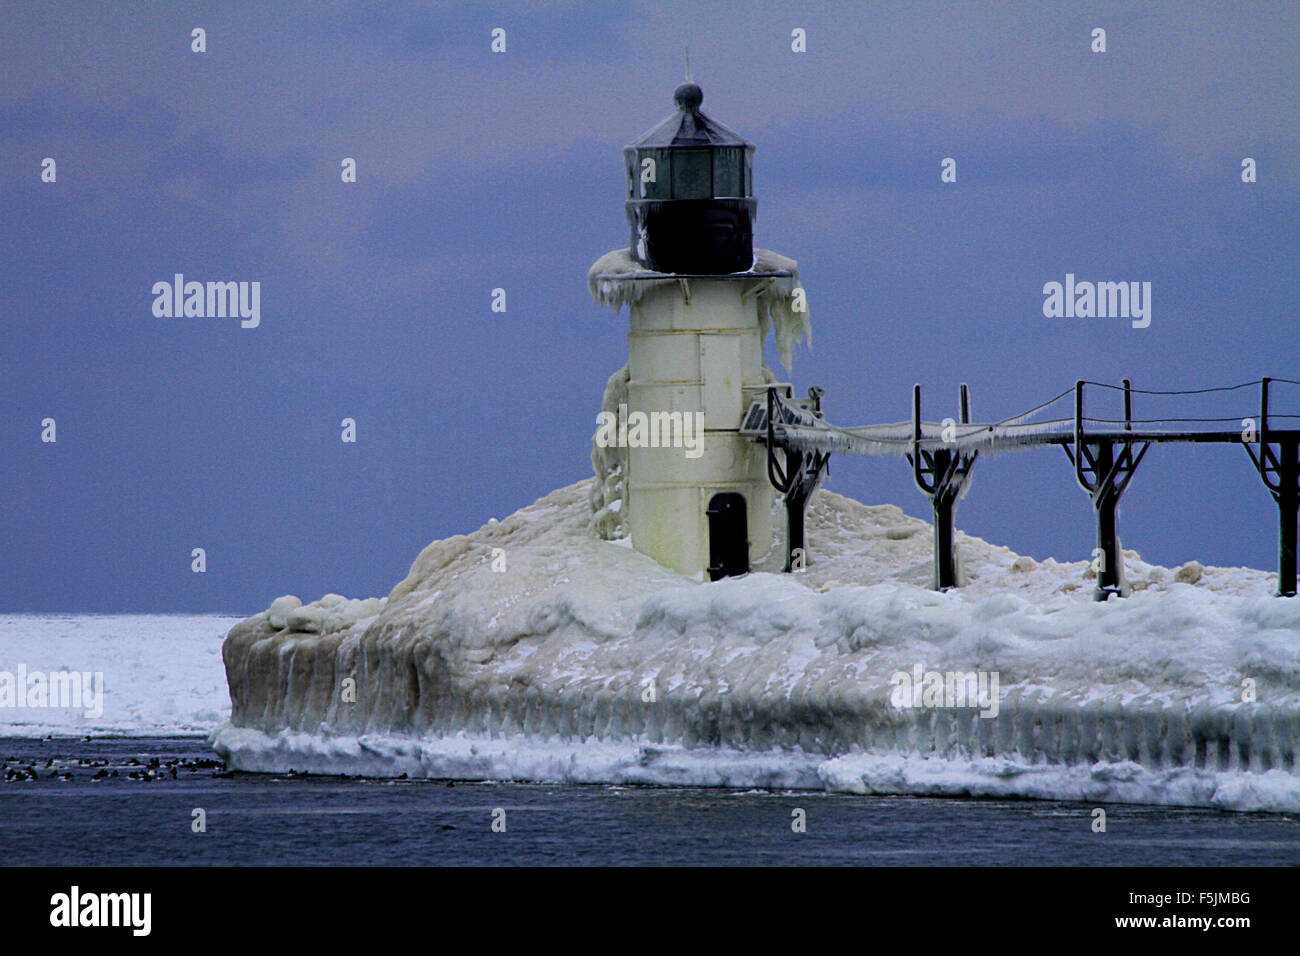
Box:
267;595;301;630
272;594;386;634
0;614;239;736
209;479;1300;812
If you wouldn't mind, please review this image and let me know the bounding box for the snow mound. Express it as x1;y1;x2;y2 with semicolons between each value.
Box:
259;593;386;635
211;480;1300;812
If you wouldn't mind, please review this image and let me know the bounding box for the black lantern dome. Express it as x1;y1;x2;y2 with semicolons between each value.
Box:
623;83;756;275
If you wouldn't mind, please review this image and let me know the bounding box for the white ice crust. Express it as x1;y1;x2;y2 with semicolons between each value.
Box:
586;247;812;371
210;480;1300;812
588;363;630;541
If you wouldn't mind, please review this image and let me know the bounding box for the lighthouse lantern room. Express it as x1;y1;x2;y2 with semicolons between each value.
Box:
624;82;756;275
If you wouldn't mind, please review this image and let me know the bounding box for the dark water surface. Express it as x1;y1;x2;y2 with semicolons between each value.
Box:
1;737;1297;866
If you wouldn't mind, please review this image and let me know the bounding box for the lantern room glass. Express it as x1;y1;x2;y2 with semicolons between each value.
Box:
627;146;751;202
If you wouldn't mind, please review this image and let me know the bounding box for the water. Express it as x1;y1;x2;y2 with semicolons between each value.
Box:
1;737;1297;865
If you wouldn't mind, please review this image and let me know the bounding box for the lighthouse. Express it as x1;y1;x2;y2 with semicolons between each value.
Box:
588;82;811;581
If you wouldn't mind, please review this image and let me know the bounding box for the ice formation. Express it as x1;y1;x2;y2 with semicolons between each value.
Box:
212;479;1300;813
263;593;387;634
588;363;629;541
586;247;811;371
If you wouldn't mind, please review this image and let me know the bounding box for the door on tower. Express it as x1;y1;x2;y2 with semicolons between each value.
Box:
706;492;750;581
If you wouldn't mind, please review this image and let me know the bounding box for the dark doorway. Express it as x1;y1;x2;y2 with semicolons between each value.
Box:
706;493;750;581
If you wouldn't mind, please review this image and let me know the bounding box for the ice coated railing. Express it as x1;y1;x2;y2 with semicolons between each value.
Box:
766;378;1300;458
749;378;1300;599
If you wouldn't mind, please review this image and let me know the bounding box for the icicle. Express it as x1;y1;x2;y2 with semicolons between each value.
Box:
589;363;630;539
587;248;813;371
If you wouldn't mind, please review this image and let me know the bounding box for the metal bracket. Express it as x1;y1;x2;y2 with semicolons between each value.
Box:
1242;378;1299;596
907;383;978;591
1066;379;1150;600
764;386;830;571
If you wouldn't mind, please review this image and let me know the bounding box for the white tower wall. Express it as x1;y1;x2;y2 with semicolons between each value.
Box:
625;279;772;576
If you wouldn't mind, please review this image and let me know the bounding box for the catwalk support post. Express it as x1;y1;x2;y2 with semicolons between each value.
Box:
909;383;978;591
1244;378;1300;597
1066;379;1149;601
765;386;830;572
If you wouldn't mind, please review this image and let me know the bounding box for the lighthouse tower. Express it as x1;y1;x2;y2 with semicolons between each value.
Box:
588;83;809;581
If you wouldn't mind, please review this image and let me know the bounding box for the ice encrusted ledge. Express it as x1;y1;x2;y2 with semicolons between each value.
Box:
211;480;1300;812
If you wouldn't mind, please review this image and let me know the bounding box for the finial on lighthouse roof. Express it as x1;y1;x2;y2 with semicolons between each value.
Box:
673;82;703;112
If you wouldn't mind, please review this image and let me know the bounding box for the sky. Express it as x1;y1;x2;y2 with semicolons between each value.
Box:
2;1;1297;612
